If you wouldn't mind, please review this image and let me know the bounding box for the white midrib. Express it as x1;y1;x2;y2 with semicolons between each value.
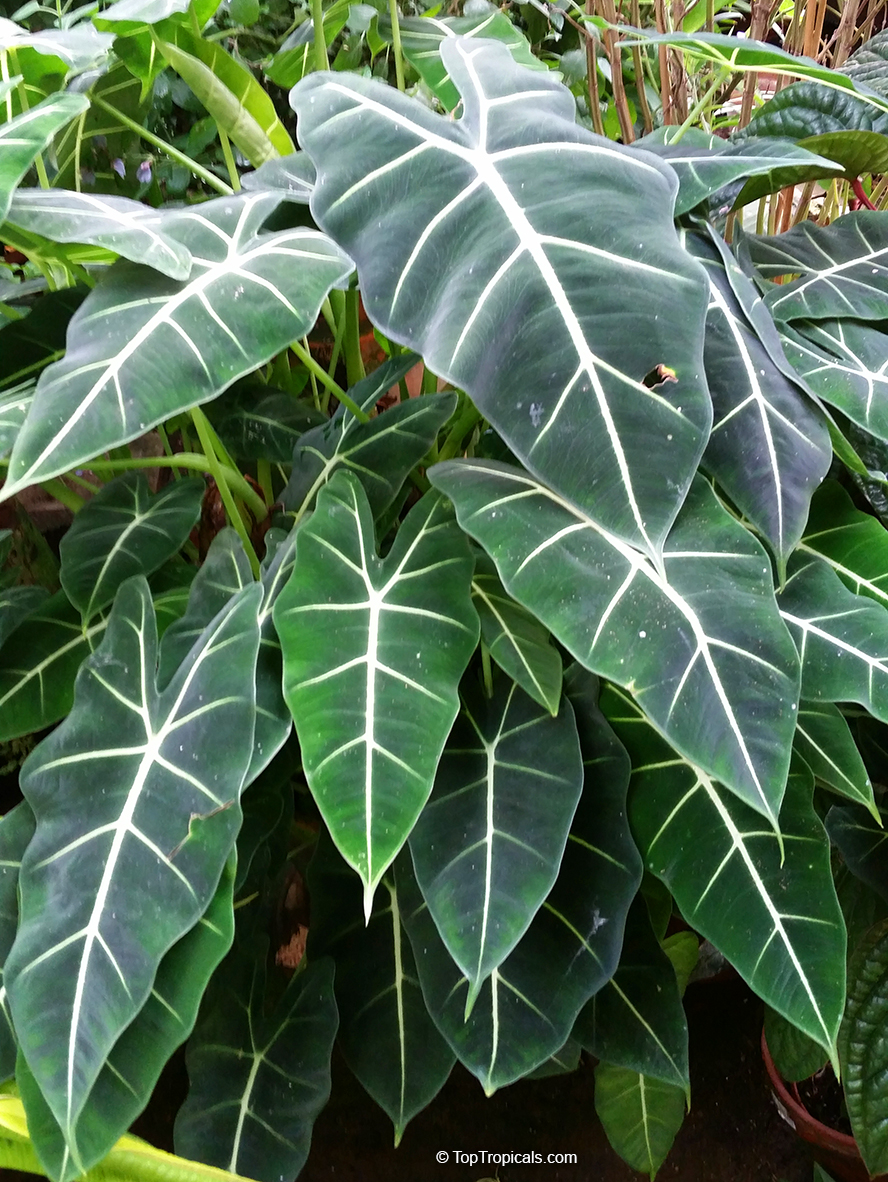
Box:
363;593;381;921
387;882;408;1124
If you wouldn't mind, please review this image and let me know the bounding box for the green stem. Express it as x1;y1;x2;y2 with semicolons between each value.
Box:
480;643;494;698
256;458;273;505
8;51;50;188
191;408;260;577
289;339;369;421
669;66;727;141
217;127;241;192
311;0;329;71
388;0;406;91
82;456;267;520
437;400;483;462
344;288;365;388
92;98;234;196
40;479;84;513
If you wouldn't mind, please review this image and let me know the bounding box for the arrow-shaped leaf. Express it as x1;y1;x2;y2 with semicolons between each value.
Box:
292;36;711;555
430;459;800;824
275;471;478;915
794;701;875;810
594;1064;685;1178
409;672;583;1009
59;471;204;620
4;577;261;1168
602;684;846;1061
1;192;353;500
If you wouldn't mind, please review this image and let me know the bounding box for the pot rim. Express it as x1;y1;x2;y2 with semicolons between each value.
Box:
760;1029;859;1151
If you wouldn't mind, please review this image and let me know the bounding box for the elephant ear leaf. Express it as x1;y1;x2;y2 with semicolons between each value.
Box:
291;35;711;556
4;576;262;1175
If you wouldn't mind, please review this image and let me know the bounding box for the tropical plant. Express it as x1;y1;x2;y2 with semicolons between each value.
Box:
1;0;888;1180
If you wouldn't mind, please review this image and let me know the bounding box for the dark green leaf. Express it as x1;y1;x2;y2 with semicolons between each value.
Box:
827;802;888;904
763;1005;828;1081
594;1063;685;1176
207;384;321;464
0;803;35;1082
839;919;888;1174
0;93;89;224
793;701;874;809
0;290;86;395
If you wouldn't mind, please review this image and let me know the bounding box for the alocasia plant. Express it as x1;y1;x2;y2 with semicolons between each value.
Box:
1;4;888;1180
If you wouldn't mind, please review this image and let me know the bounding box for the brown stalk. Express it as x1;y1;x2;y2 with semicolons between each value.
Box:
630;0;654;133
598;0;636;140
832;0;863;64
738;0;775;128
584;0;608;136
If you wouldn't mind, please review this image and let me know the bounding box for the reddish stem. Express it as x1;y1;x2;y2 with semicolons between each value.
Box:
852;177;877;210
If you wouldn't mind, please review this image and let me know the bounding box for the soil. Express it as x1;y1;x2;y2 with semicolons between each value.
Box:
3;976;814;1182
796;1068;853;1139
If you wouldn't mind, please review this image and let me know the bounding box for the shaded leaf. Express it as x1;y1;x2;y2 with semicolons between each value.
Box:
292;37;711;555
0;803;35;1082
0;93;89;225
275;472;478;915
175;951;337;1182
839;919;888;1175
0;381;34;458
0;290;86;394
409;672;584;1007
763;1005;828;1082
793;701;874;809
59;471;204;620
207;384;322;464
594;1063;685;1177
0;585;47;650
827;802;888;904
471;550;562;715
308;831;454;1141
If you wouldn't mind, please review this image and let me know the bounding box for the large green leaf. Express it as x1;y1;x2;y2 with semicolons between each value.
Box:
59;471;204;620
307;831;455;1141
155;26;294;166
376;12;545;112
793;701;875;810
4;577;261;1171
798;480;888;610
594;1063;685;1178
764;1005;828;1081
743;213;888;323
17;857;236;1182
0;803;35;1082
839;919;888;1175
778;553;888;725
0;585;47;650
0;381;34;458
409;672;583;1009
175;950;338;1182
430;459;800;825
826;802;888;904
602;684;846;1062
0;192;353;500
0;93;89;225
274;471;478;916
843;29;888;97
5;190;192;279
397;671;641;1092
471;550;562;715
574;896;689;1090
781;321;888;444
292;37;711;556
684;230;830;566
280;354;446;519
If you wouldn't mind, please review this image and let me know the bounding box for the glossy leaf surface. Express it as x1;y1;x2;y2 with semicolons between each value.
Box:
793;701;874;810
1;193;353;499
0;804;34;1082
5;578;261;1169
409;674;583;1006
308;832;454;1140
430;459;799;824
0;93;89;224
604;685;846;1060
59;472;204;620
275;472;478;914
293;37;711;555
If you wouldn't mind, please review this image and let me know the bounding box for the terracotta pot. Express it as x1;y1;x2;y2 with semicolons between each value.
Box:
761;1031;888;1182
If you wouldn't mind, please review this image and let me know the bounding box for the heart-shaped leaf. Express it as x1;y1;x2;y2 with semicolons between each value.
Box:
308;831;455;1141
1;192;353;500
292;37;711;555
275;471;478;916
59;472;204;620
594;1064;685;1177
430;459;800;824
603;684;846;1061
5;577;261;1169
409;672;584;1009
